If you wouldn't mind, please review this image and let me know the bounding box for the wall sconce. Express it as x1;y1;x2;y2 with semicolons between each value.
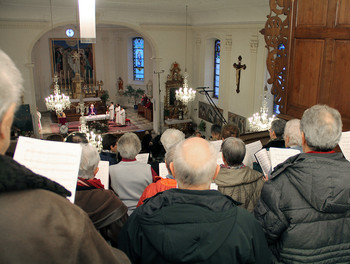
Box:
78;0;96;43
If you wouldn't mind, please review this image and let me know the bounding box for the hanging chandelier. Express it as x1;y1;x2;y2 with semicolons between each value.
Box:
176;72;196;104
45;75;71;114
176;5;196;105
247;85;275;132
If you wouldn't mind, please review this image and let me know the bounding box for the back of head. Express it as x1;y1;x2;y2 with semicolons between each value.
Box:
284;119;302;147
102;134;117;150
160;129;185;152
211;124;222;139
117;132;141;159
65;132;88;143
78;144;100;179
271;119;287;138
0;49;23;122
221;137;246;166
301;104;342;151
46;134;64;142
221;124;240;139
173;137;218;188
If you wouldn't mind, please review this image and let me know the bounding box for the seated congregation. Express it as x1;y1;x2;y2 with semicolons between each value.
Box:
2;48;350;263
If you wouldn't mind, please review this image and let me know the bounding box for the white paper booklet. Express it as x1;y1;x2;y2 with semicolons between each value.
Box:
13;136;82;203
269;147;301;171
159;162;168;178
217;152;224;165
210;140;223;153
245;140;263;163
254;148;272;176
95;161;109;189
136;153;149;164
339;131;350;161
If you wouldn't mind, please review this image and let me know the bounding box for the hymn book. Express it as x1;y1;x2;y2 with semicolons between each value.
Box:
95;161;109;189
339;131;350;161
14;136;82;203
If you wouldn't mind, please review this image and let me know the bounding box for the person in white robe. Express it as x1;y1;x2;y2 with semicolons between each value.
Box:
115;104;121;124
119;107;126;125
109;102;115;121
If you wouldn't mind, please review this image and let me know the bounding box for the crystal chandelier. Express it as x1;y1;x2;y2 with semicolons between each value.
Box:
248;86;275;132
45;75;71;114
176;72;196;104
175;6;196;105
86;131;103;152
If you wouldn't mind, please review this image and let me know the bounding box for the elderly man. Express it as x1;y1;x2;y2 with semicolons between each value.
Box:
214;137;264;212
0;50;129;263
254;104;350;263
263;118;286;149
119;137;272;263
110;132;157;215
160;128;185;152
283;118;302;151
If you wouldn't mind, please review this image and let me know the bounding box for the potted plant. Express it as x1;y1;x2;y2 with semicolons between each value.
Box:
123;85;144;109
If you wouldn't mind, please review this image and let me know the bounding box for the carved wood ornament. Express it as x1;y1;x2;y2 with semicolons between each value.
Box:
263;0;292;113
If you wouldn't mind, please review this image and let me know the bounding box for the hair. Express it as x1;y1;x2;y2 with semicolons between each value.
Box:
211;124;222;135
173;138;218;187
300;104;342;151
165;145;177;175
65;132;88;143
160;129;185;152
284;119;302;147
78;144;100;179
221;124;240;139
46;134;64;142
270;119;287;138
0;49;23;122
117;132;141;159
221;137;246;166
102;134;117;150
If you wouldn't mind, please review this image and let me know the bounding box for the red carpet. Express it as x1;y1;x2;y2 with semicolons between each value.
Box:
50;120;139;134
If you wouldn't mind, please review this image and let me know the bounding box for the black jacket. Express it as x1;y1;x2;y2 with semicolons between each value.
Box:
119;188;272;263
254;152;350;263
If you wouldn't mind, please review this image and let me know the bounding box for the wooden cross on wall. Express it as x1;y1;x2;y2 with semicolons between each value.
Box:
233;56;246;93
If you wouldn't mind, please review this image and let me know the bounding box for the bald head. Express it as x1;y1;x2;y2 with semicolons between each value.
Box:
171;137;219;189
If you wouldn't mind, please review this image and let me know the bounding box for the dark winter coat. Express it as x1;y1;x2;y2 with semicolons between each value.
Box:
254;152;350;263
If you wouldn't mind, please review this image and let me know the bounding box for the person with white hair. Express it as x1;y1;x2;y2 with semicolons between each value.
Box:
160;128;185;152
74;144;128;247
0;49;130;263
119;137;272;263
283;118;302;151
255;104;350;263
263;118;287;149
110;132;156;215
214;137;265;213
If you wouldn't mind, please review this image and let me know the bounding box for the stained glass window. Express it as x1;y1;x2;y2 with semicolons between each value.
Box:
213;40;220;98
133;37;144;81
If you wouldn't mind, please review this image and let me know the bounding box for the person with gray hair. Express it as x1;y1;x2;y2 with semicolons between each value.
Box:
160;128;185;152
137;144;178;207
119;137;272;263
75;144;128;248
0;49;130;263
255;104;350;263
283;118;302;150
110;132;156;215
263;118;287;149
214;137;264;212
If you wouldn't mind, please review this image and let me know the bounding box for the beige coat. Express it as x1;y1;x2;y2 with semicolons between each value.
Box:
215;166;265;212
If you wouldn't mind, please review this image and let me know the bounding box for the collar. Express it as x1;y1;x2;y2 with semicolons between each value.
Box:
220;163;245;170
307;150;336;154
77;177;104;189
121;158;137;162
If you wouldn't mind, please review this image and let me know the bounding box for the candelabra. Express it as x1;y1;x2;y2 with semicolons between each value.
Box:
175;72;196;104
45;75;71;114
248;86;275;132
86;130;103;152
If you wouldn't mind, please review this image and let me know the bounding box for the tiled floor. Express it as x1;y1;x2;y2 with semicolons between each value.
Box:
41;108;153;136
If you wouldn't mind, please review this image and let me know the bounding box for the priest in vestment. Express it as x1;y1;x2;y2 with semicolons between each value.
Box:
119;107;126;126
109;102;115;121
115;104;121;123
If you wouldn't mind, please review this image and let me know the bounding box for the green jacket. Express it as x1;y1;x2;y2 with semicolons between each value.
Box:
118;188;272;263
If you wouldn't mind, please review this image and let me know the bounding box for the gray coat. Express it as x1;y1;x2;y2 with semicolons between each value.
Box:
254;152;350;263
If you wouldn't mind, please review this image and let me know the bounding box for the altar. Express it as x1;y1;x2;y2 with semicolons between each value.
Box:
86;114;110;122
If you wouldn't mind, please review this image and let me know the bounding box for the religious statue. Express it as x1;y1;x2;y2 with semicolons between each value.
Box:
118;77;124;94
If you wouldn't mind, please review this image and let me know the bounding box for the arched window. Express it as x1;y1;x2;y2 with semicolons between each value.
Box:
213;40;220;98
133;37;144;81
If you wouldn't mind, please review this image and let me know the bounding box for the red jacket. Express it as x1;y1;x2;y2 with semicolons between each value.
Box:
137;176;177;207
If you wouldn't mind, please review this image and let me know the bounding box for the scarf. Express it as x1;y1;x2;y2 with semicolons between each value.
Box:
77;177;104;189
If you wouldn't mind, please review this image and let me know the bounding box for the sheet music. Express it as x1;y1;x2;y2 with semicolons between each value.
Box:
159;163;168;178
95;161;109;189
210;182;218;190
269;147;300;171
339;131;350;161
245;140;263;163
217;152;224;165
136;153;149;164
210;140;222;153
254;148;271;176
13;136;82;203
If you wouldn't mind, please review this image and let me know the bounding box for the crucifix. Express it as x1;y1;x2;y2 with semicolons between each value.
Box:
233;56;246;93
